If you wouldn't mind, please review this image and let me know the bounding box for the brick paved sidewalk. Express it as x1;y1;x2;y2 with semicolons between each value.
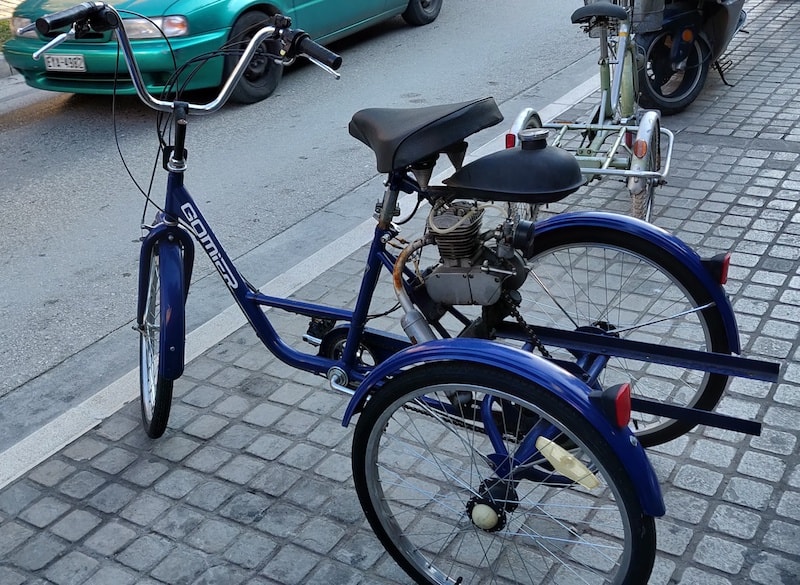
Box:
1;0;799;583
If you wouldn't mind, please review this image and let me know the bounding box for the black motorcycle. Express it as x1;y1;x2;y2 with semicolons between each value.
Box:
634;0;746;115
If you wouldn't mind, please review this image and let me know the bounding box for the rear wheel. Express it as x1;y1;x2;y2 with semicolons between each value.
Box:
629;118;661;221
352;363;657;584
139;245;174;438
402;0;442;26
517;226;731;446
636;30;709;115
227;11;284;104
506;114;544;221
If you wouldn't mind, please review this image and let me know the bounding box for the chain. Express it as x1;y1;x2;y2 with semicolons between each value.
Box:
503;291;552;360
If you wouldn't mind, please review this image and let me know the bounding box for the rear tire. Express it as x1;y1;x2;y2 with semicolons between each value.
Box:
402;0;442;26
519;225;732;447
506;113;543;221
629;118;661;221
636;30;709;115
227;11;284;104
352;363;657;584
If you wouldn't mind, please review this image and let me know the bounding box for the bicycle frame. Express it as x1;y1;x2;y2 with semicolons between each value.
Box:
39;4;781;582
506;0;675;221
138;170;412;390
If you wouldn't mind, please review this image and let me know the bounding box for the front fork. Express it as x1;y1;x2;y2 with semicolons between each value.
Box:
137;221;195;380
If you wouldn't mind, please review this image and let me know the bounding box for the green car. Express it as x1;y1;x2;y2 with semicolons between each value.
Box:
3;0;442;102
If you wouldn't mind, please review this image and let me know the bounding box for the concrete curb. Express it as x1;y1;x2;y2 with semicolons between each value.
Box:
0;53;12;79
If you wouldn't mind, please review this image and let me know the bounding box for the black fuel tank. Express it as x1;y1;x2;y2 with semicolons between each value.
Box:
443;129;584;203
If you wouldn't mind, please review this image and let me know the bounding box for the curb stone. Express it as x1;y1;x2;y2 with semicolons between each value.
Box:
0;53;11;78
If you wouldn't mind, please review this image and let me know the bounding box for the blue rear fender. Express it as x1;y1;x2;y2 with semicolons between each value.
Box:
342;338;666;517
535;211;740;353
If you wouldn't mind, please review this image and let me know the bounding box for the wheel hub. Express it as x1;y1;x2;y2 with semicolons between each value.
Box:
466;479;519;532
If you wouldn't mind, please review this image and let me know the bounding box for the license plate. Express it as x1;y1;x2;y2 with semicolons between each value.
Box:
44;54;86;72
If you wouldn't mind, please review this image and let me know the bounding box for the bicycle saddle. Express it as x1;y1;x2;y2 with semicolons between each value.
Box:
571;0;628;24
349;97;503;173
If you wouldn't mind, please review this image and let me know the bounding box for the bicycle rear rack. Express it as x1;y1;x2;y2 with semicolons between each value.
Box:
545;121;674;186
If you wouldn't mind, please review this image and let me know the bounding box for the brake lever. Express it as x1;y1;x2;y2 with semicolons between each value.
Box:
32;27;75;60
17;23;36;35
305;55;341;79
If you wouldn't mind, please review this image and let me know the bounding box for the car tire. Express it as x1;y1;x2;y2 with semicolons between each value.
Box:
402;0;442;26
226;11;284;104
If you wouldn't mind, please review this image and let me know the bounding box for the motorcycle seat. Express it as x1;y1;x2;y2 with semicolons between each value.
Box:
571;0;628;25
349;97;503;173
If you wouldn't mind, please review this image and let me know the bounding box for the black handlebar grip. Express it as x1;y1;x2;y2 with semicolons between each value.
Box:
36;1;104;35
297;36;342;71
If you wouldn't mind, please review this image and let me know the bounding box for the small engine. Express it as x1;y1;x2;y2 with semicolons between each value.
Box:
421;201;533;306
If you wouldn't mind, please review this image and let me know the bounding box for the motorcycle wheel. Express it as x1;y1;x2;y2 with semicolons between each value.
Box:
636;30;710;115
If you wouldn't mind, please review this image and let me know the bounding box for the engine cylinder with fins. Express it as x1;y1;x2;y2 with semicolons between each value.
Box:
430;202;483;263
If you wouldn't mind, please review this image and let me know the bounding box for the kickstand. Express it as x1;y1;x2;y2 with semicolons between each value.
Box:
713;59;735;87
714;28;749;87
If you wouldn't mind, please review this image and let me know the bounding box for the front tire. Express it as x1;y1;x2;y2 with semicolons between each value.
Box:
402;0;442;26
352;363;657;585
139;245;179;438
226;11;284;104
636;30;710;115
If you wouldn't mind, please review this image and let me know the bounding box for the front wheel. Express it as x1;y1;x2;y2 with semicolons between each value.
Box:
402;0;442;26
226;11;285;104
636;30;710;115
352;363;657;585
518;225;731;446
139;244;184;438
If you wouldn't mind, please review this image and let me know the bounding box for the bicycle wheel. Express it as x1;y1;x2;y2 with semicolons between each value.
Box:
352;363;656;585
506;114;543;222
518;225;730;446
629;119;660;221
636;30;709;115
139;244;176;438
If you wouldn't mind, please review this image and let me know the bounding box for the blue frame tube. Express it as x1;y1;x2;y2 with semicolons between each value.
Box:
154;172;399;382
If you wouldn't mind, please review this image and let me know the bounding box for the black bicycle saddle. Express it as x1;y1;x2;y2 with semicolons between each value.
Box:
349;97;503;173
572;0;628;24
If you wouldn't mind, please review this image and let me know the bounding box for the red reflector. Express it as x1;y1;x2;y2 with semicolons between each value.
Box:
719;252;731;285
633;139;647;159
682;28;694;42
505;133;516;149
615;383;632;428
703;251;731;285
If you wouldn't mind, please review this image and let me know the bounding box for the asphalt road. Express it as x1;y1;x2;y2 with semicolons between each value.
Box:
0;0;597;450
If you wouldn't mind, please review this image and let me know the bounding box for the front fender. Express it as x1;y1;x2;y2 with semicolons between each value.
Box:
659;4;713;56
535;211;740;353
138;224;193;381
342;338;665;517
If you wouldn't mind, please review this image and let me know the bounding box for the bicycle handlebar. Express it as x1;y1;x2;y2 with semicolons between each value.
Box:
293;32;343;71
31;2;342;114
36;1;111;34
